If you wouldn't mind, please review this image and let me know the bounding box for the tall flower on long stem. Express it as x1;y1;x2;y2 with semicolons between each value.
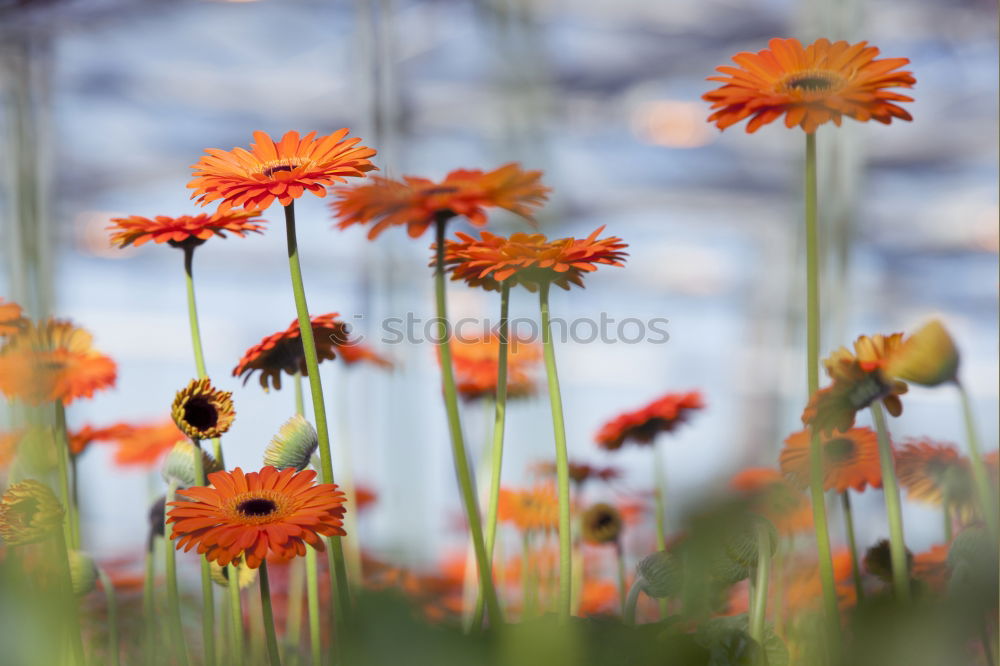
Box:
334;164;548;626
190;130;376;635
704;36;915;651
445;226;627;622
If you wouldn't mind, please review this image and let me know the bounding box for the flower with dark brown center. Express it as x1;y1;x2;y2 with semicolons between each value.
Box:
171;378;235;440
595;391;704;451
581;503;624;545
780;427;882;493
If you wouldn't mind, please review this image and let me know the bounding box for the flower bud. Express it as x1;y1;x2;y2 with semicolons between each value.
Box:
636;549;683;598
885;319;960;387
161;441;222;488
263;415;318;471
68;550;98;596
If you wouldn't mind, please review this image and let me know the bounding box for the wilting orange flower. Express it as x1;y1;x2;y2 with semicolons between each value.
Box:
780;427;882;493
730;467;813;534
333;164;549;240
107;210;266;249
896;440;975;510
595;391;704;451
171;378;235;441
110;421;187;467
802;334;909;434
168;466;346;568
233;313;386;390
189;130;377;212
68;423;135;457
0;299;26;337
498;485;559;533
444;227;628;292
532;460;622;487
0;319;116;405
704;37;915;134
448;332;541;400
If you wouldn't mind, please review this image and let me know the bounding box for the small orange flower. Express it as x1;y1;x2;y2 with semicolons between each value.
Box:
779;427;882;493
895;440;975;511
167;466;347;568
498;484;559;533
730;467;813;534
110;421;187;468
578;580;619;616
448;331;541;400
912;543;950;594
189;130;377;212
704;37;915;134
107;210;266;249
444;227;628;292
0;298;26;337
355;484;378;513
333;164;549;239
595;391;704;450
0;319;116;405
802;334;909;434
532;460;622;487
234;313;386;390
68;423;135;457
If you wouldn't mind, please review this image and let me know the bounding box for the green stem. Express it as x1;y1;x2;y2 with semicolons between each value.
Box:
957;382;999;537
538;282;573;623
97;567;120;666
615;541;628;616
259;561;283;666
653;444;669;618
305;547;322;666
473;283;512;628
871;402;910;602
227;565;244;665
293;372;305;417
335;369;364;590
54;402;80;549
433;216;502;624
283;202;352;629
285;556;305;657
749;522;772;646
841;491;865;602
164;482;189;666
192;446;216;666
624;578;642;625
143;544;156;664
804;131;841;649
53;528;85;665
943;497;953;542
522;531;535;619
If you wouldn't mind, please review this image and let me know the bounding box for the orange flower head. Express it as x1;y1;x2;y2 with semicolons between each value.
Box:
443;226;628;292
0;298;26;337
110;421;186;468
729;467;813;534
780;427;882;493
578;580;619;617
447;331;541;401
189;130;377;212
595;391;704;451
802;334;909;434
355;484;378;513
498;484;559;533
107;210;266;250
68;423;135;457
171;378;235;440
0;319;116;405
896;440;976;512
912;543;950;594
333;164;548;240
0;479;65;546
168;466;346;568
233;313;385;390
704;37;915;134
532;460;622;486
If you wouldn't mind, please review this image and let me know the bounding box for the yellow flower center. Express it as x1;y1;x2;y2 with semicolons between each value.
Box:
780;70;844;94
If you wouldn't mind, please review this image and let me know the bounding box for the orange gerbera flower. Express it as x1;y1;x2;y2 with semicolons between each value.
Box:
802;334;909;434
0;319;116;405
234;313;386;390
333;164;549;239
171;378;235;441
355;484;378;513
0;299;26;337
595;391;704;451
448;331;541;400
895;440;975;510
107;210;266;249
167;466;347;568
704;37;915;134
110;421;187;467
68;423;135;457
498;484;559;533
189;130;377;212
730;467;813;534
443;226;628;292
780;427;882;493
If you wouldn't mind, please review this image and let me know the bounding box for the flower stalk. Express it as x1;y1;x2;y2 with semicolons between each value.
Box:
227;564;244;664
870;402;910;602
164;481;189;666
748;521;773;647
97;567;120;666
957;382;998;537
841;491;865;602
653;444;670;618
259;561;283;666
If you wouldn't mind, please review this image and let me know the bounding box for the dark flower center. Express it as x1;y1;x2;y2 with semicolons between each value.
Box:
262;164;295;177
183;397;219;431
785;72;840;92
237;498;278;517
12;498;39;525
825;438;856;462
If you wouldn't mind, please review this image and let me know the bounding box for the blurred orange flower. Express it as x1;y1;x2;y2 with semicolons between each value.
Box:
448;331;541;400
896;440;976;512
595;391;704;450
107;210;266;249
0;299;26;337
110;421;186;467
354;484;378;513
578;580;619;616
498;485;559;533
189;130;376;212
444;227;628;292
0;319;116;405
532;460;622;487
69;423;135;457
730;467;813;534
780;427;882;493
912;543;950;594
333;164;548;240
168;466;346;568
704;37;914;134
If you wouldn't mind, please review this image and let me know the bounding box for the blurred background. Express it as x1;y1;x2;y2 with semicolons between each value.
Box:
0;0;996;575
